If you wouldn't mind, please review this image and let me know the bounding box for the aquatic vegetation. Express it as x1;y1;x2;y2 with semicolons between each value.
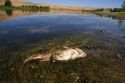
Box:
2;34;125;83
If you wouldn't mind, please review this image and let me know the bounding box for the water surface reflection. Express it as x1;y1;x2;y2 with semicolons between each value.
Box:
0;10;125;47
0;10;125;48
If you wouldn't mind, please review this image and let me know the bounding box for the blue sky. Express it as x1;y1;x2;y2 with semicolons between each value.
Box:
25;0;124;8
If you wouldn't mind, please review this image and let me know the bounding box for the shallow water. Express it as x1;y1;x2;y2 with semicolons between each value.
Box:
0;10;125;82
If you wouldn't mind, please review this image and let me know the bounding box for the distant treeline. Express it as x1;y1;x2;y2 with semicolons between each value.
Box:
110;8;125;12
0;5;50;12
17;5;50;12
95;8;125;12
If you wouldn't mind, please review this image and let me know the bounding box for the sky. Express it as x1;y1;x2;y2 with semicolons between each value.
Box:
25;0;124;8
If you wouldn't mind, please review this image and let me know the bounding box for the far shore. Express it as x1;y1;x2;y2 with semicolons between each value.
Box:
0;4;125;20
94;11;125;19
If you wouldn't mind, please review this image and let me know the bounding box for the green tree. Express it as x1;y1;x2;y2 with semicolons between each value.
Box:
5;0;12;7
122;0;125;8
